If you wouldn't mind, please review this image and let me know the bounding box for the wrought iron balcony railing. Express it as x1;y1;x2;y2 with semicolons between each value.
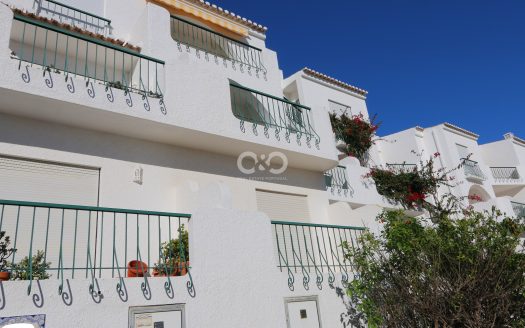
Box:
37;0;112;35
511;201;525;219
272;220;364;291
10;14;165;104
386;163;417;173
230;83;320;147
170;16;266;74
325;166;351;195
490;167;522;183
0;199;193;305
461;158;486;181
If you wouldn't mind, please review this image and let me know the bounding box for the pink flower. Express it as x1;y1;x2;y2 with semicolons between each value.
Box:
433;152;441;158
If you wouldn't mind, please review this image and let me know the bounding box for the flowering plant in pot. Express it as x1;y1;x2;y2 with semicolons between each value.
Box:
0;231;16;281
329;112;380;165
153;226;189;277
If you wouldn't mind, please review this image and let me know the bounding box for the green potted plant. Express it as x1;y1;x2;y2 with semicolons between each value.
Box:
10;250;51;280
153;226;189;277
0;231;16;281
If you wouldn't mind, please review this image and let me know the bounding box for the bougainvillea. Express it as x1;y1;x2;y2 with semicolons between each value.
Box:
329;112;379;163
468;194;483;202
364;153;457;214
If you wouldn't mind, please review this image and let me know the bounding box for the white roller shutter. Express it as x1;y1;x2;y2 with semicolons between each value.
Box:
0;156;99;206
256;189;310;221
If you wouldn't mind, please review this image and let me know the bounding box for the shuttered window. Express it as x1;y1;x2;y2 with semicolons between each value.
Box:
256;189;310;221
0;156;100;206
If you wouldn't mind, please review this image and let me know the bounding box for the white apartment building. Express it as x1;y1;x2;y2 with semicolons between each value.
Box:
0;1;522;327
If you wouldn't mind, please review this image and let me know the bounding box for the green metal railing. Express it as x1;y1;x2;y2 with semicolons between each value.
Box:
272;220;364;291
490;167;522;183
0;199;193;304
511;201;525;219
10;14;165;101
461;158;486;180
37;0;112;35
386;163;417;173
170;16;266;74
230;83;320;147
325;166;351;195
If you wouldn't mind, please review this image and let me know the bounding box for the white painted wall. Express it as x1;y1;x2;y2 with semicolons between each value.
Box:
0;3;338;173
0;192;353;328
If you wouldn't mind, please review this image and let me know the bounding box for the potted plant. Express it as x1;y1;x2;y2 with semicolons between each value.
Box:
153;226;189;277
0;231;16;281
127;260;148;277
329;111;380;166
10;250;50;280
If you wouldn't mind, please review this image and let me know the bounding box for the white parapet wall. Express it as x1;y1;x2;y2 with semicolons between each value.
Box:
0;202;351;327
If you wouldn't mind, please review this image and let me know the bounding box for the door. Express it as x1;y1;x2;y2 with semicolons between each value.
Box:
285;296;322;328
129;304;185;328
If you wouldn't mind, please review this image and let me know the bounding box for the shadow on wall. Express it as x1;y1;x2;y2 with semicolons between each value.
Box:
468;185;492;204
0;113;325;190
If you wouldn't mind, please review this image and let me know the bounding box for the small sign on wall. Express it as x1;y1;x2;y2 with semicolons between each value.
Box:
154;322;164;328
135;314;152;328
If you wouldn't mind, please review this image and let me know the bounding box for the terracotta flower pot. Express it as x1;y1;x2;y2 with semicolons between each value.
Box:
0;271;10;281
127;260;148;278
178;261;189;276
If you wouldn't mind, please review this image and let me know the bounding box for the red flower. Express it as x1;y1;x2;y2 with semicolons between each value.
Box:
468;194;482;202
406;192;426;203
433;152;441;158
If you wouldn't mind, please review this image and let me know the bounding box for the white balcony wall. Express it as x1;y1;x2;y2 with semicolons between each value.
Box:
0;4;338;171
378;127;426;166
0;203;352;328
481;139;520;167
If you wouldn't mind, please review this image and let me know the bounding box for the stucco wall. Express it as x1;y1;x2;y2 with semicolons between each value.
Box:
0;192;352;328
0;3;338;173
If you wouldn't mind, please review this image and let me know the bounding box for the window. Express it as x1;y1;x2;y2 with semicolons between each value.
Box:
456;144;469;159
329;100;352;116
256;189;310;221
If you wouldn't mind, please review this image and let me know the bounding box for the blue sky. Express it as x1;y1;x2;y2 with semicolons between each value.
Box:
216;0;524;143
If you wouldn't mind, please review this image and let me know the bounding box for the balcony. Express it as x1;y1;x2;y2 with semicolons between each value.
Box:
170;15;265;74
386;163;417;173
37;0;112;35
272;220;364;290
325;166;351;196
230;83;320;147
9;12;164;100
461;159;486;182
0;199;193;303
490;167;522;184
512;201;525;219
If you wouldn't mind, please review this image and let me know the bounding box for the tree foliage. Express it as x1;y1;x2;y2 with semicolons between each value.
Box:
343;153;525;327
